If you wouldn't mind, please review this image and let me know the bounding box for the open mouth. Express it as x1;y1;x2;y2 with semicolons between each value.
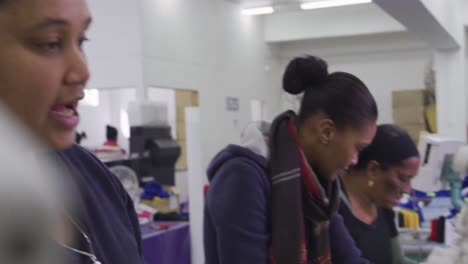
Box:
50;104;77;116
49;103;79;129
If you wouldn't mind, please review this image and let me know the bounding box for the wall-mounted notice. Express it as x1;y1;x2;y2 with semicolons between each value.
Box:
226;97;239;112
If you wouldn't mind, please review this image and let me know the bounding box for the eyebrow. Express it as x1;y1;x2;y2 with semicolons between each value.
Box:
30;17;92;31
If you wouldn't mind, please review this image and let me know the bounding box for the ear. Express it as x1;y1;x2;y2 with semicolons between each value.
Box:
366;160;380;182
317;118;336;144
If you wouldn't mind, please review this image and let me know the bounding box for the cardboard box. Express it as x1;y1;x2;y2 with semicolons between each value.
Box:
192;92;199;106
397;123;427;143
176;121;186;140
176;140;187;170
176;106;186;122
393;106;425;124
398;123;426;133
176;90;195;107
392;90;426;108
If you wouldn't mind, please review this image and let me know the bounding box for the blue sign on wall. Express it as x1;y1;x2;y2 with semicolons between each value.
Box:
226;97;239;112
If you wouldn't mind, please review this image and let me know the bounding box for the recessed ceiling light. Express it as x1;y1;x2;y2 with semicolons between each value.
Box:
301;0;372;10
242;6;274;16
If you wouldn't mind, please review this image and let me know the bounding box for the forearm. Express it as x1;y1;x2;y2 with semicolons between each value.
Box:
391;237;418;264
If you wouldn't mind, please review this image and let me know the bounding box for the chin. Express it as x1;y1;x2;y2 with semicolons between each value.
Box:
381;201;398;209
328;173;339;182
327;168;343;182
46;132;75;150
52;141;74;150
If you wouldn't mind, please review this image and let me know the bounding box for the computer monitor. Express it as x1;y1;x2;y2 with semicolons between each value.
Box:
104;125;181;186
412;134;464;192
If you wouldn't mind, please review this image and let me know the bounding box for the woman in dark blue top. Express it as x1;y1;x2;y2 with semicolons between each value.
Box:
340;124;420;264
58;145;143;263
0;0;143;262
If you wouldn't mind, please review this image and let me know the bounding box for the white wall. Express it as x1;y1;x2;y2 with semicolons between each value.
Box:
465;0;468;26
147;87;177;139
466;33;468;123
420;0;465;45
277;32;433;124
140;0;283;169
79;0;144;150
85;0;143;91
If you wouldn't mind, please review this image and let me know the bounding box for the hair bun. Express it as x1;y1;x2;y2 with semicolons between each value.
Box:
282;55;329;95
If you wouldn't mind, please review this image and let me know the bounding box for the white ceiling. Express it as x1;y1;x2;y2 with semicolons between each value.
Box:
227;0;303;8
228;0;300;4
226;0;468;44
263;3;405;43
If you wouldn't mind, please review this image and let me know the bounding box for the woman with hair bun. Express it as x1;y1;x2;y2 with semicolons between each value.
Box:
204;55;378;264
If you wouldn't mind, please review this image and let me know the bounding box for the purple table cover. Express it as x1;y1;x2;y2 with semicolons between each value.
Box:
141;221;191;264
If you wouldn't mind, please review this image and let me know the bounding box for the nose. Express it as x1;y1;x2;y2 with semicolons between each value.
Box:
64;46;90;89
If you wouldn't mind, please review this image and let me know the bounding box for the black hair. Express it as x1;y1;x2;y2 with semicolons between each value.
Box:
353;124;419;170
283;55;378;129
106;125;118;141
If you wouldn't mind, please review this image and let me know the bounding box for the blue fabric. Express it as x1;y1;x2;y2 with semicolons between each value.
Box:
141;181;171;200
204;145;270;264
58;144;143;264
463;175;468;190
203;144;369;264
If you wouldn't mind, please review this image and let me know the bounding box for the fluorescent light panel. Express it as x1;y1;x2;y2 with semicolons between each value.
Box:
301;0;372;10
242;6;274;16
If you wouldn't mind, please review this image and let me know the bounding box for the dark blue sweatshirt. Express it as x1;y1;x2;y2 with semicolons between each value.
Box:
58;144;143;264
204;144;370;264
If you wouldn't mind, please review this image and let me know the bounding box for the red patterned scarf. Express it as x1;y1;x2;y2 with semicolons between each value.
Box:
269;111;340;264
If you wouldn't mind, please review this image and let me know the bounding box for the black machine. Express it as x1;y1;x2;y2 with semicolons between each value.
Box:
104;125;181;186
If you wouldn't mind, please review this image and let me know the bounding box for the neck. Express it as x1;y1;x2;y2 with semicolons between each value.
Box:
342;171;378;224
